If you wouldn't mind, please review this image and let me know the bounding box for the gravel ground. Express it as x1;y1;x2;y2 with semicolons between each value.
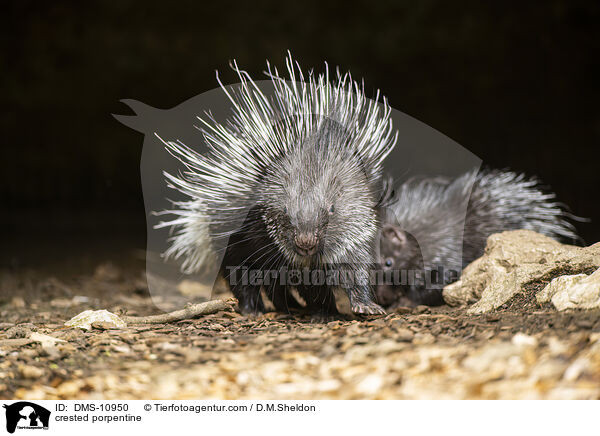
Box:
1;262;599;399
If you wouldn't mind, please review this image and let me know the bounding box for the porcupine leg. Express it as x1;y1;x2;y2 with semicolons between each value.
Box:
310;287;339;322
221;215;277;314
230;282;265;314
340;265;385;315
269;285;304;313
224;266;266;314
348;285;386;315
296;283;339;316
221;237;267;314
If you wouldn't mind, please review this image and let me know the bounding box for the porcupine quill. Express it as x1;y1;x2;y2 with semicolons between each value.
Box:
376;168;581;307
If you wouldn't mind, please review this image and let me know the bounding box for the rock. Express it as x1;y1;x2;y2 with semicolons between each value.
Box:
56;379;86;397
395;328;415;342
537;274;587;304
563;358;589;382
29;333;65;360
413;332;435;345
65;310;127;331
355;374;384;396
0;338;35;348
461;342;523;376
19;364;45;379
537;268;600;310
393;306;412;314
6;324;35;339
369;319;387;328
90;321;123;330
512;333;538;348
443;230;600;313
10;297;26;308
30;333;66;347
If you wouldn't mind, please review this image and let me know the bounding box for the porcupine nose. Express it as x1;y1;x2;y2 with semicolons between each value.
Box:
294;232;318;256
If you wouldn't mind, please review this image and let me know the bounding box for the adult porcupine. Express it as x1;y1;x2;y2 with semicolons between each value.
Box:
376;168;580;307
156;54;397;315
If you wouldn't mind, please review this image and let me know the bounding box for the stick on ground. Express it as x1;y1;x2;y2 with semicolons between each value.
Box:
123;299;231;324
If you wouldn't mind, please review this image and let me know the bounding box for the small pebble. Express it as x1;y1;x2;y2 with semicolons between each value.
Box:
393;306;412;314
10;297;26;308
512;332;538;348
575;319;594;329
395;328;415;342
413;332;435;345
19;365;45;379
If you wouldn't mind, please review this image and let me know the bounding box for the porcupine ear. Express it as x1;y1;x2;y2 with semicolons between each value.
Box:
382;224;408;247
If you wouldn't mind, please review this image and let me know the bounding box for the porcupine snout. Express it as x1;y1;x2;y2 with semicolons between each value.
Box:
294;231;319;256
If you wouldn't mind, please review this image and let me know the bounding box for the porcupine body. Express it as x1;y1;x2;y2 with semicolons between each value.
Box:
376;168;580;307
157;54;397;315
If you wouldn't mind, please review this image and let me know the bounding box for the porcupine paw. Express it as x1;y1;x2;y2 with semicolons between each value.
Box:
351;301;386;316
235;297;266;316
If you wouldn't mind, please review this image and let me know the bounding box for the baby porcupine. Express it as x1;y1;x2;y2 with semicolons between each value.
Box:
157;54;397;315
377;168;580;307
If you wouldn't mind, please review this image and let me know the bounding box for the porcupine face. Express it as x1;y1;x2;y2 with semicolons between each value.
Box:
260;129;379;268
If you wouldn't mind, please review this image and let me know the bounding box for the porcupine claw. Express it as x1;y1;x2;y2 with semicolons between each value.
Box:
351;301;386;315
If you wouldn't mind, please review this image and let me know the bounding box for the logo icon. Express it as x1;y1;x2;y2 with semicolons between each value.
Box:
3;402;50;434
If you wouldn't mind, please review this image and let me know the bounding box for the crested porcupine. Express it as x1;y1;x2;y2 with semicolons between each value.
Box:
156;54;397;315
376;168;580;307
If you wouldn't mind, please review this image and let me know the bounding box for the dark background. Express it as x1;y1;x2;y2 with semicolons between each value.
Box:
2;0;599;272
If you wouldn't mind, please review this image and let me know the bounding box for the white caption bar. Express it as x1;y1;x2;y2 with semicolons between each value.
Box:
0;400;596;436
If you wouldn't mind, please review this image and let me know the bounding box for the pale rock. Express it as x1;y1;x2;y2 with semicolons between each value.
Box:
30;332;66;347
65;310;127;331
18;365;45;379
461;342;522;378
11;297;26;308
395;328;415;342
537;268;600;310
56;379;86;397
546;337;569;356
563;358;589;382
442;230;600;313
512;332;538;348
355;374;384;396
413;332;435;345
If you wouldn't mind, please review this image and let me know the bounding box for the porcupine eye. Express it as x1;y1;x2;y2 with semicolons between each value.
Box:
328;204;335;215
385;258;394;267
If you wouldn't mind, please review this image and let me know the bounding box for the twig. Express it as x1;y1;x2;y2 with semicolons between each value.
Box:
0;339;35;348
123;299;231;324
